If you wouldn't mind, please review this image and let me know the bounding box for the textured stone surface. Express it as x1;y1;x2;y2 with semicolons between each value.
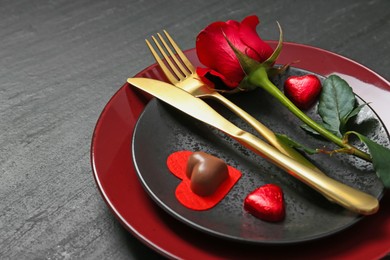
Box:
0;0;389;259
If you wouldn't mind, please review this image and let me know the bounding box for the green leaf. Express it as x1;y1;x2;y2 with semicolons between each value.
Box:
276;134;318;154
346;131;390;188
263;21;283;67
300;122;341;138
346;103;367;122
318;75;356;137
300;124;321;136
223;33;260;75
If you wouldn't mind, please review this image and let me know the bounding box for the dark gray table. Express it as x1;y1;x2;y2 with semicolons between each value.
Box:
1;0;389;259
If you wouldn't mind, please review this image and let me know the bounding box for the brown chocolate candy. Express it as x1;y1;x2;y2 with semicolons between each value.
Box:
186;151;228;196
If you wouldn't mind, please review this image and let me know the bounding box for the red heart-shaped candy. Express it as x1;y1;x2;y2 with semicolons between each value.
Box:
284;74;322;110
244;184;285;222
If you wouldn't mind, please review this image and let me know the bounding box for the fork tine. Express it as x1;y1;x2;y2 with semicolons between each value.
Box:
151;35;186;81
163;30;196;73
157;33;190;77
146;39;179;84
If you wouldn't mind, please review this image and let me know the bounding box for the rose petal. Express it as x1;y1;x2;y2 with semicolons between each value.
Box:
196;67;240;88
239;16;274;62
196;21;245;87
196;67;216;88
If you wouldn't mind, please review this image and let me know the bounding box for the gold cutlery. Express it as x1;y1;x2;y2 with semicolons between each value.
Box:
127;77;379;215
146;30;320;171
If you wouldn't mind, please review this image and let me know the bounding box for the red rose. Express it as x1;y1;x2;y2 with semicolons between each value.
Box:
196;15;274;88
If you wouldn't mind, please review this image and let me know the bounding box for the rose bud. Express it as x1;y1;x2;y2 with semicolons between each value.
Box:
196;15;274;88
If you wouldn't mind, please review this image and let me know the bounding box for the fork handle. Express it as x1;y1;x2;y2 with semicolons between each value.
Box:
211;92;322;172
232;130;379;215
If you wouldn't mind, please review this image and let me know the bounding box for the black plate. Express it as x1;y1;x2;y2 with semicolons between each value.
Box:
132;67;387;244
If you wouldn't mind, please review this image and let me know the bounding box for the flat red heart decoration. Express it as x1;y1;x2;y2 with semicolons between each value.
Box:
244;184;285;222
284;74;322;110
167;151;242;210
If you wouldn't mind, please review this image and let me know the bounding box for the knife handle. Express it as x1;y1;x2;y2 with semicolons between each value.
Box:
233;130;379;215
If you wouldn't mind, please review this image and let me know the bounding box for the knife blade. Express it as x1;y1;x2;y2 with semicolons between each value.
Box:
127;77;379;215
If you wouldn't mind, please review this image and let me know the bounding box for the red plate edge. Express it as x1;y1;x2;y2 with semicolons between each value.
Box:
91;42;390;259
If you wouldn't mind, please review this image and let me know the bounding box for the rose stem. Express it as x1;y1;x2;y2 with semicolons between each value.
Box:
249;66;372;162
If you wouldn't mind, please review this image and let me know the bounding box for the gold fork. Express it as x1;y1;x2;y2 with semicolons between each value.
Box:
146;30;320;171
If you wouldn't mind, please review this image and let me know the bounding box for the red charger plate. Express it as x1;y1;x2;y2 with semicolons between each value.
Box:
91;42;390;259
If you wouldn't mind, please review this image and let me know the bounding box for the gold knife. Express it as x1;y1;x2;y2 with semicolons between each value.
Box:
127;77;379;215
